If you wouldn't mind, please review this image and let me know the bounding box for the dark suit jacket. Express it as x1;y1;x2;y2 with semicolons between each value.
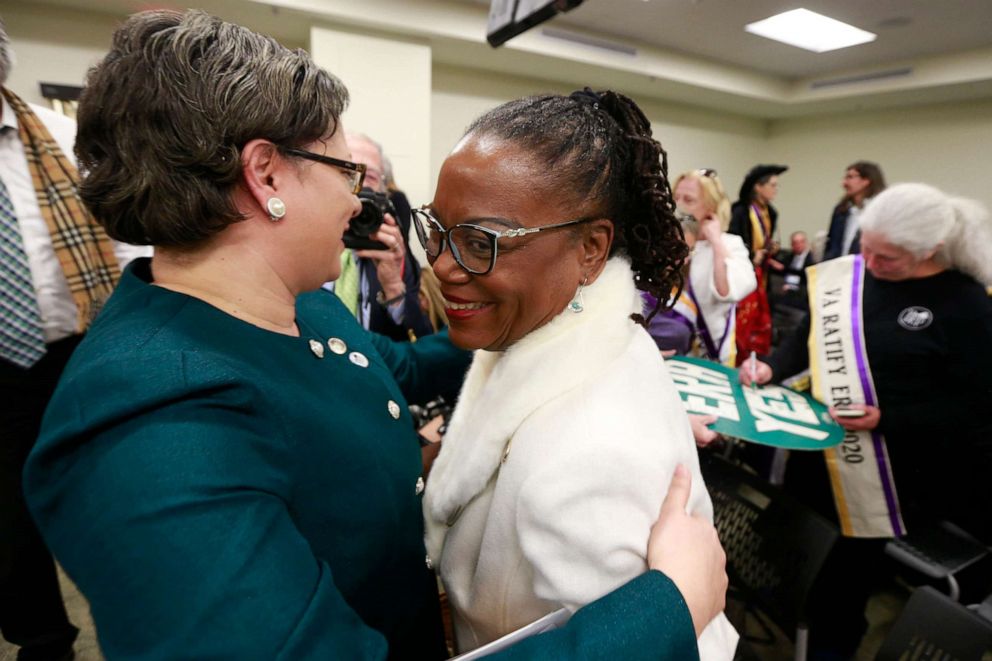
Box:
774;249;815;286
363;255;434;341
360;197;435;341
770;249;815;310
824;203;860;261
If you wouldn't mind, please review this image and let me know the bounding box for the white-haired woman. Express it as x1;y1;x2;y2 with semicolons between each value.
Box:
741;182;992;657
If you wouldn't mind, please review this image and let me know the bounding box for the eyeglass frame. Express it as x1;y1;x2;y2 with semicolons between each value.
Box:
696;168;718;178
281;147;367;194
412;206;595;276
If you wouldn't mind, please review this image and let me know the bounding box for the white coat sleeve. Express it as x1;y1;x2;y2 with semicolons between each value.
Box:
709;233;756;303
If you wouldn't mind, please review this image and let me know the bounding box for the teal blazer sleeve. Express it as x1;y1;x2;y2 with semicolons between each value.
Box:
489;571;699;660
370;328;471;405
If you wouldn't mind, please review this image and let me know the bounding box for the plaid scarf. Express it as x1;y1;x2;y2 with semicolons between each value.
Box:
3;88;120;331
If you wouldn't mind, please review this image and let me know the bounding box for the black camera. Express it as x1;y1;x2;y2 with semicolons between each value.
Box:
343;188;396;250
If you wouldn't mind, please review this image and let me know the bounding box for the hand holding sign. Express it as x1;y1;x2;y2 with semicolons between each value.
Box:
667;356;844;449
738;358;773;387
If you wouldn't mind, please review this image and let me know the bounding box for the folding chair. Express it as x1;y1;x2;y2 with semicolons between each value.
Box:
699;452;839;661
885;520;990;602
876;585;992;660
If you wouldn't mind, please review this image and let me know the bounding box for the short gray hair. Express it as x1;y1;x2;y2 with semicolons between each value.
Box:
76;10;349;246
860;183;992;285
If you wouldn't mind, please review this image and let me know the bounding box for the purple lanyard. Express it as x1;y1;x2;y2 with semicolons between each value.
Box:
750;204;771;248
685;278;732;361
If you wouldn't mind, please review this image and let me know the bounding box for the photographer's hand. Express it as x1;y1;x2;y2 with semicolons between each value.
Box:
356;214;406;301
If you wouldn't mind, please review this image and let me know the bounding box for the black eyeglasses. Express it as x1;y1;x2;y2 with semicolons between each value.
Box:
282;147;367;194
697;168;718;178
412;207;594;275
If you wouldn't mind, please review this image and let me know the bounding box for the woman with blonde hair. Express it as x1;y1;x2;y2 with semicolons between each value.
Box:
645;169;754;365
418;266;448;333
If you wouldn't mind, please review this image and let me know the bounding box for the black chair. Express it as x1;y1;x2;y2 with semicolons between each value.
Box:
885;520;991;602
876;585;992;660
700;452;839;661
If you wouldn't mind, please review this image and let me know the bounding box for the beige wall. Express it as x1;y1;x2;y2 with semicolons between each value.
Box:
766;98;992;242
2;2;116;106
310;26;432;208
5;2;991;251
430;63;769;208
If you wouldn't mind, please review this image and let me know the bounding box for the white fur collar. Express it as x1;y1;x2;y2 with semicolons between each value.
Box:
424;257;643;561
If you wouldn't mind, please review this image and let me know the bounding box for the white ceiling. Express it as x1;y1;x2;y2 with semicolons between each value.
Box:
467;0;992;80
24;0;992;117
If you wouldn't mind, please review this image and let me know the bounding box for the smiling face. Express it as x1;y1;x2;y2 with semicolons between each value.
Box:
429;134;598;351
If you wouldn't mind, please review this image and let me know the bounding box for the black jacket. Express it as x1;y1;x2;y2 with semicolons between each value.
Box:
728;201;778;258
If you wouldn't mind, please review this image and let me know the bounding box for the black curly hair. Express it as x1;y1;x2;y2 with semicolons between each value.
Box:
463;89;687;324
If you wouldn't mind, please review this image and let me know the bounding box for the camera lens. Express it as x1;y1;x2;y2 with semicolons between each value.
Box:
351;197;384;238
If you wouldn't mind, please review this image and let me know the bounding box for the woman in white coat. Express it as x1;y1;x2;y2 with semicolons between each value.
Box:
416;90;738;660
654;169;755;366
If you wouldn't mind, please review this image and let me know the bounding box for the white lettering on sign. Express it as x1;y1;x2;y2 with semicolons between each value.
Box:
668;361;741;421
743;387;829;441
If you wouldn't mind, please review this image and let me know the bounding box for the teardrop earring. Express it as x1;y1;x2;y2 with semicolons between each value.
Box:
568;276;588;313
266;197;286;221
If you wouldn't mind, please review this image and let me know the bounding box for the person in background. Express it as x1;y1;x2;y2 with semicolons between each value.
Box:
417;266;448;333
823;161;886;261
382;153;413;244
24;12;727;659
420;89;738;659
325;132;433;341
0;17;148;661
741;182;992;658
728;164;787;362
651;168;755;366
768;231;813;293
767;230;815;335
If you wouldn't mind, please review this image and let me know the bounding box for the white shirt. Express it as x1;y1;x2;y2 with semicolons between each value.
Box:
689;233;757;364
784;249;810;289
841;204;863;256
0;96;150;343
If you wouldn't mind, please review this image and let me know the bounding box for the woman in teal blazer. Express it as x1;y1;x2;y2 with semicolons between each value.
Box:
24;10;726;660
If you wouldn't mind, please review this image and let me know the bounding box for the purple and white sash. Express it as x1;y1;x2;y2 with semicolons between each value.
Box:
807;255;905;538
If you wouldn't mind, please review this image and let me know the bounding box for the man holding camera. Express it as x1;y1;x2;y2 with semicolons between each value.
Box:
326;133;433;341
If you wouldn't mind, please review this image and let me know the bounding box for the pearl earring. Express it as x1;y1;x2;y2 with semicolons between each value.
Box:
266;197;286;220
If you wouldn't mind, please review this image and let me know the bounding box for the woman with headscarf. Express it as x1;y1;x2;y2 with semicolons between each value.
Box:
23;11;727;659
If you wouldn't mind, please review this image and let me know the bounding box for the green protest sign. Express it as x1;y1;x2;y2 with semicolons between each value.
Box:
667;356;844;450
